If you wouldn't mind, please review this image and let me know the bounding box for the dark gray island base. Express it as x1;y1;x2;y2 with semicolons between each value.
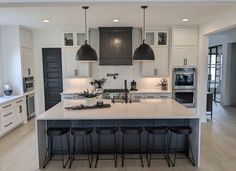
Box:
36;100;200;168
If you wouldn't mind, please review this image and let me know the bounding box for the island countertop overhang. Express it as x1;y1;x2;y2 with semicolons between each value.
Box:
36;99;199;121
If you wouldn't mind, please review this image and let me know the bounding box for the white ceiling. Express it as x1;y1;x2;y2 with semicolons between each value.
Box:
0;2;236;30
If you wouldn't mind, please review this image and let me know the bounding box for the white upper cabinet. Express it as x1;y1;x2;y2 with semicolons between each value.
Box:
172;27;199;67
63;47;90;78
21;48;34;77
19;29;33;48
173;28;198;46
142;47;169;77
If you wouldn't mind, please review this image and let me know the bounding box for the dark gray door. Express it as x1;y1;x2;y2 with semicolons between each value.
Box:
42;48;63;111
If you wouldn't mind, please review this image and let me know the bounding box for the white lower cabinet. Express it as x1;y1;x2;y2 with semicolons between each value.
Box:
131;93;172;100
0;97;26;137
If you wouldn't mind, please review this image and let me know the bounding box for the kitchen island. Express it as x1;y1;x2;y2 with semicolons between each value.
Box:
36;99;200;168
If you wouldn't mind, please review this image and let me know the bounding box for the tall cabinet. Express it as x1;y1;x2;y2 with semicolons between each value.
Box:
172;27;199;67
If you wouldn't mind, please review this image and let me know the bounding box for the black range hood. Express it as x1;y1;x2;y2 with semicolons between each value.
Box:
99;27;133;65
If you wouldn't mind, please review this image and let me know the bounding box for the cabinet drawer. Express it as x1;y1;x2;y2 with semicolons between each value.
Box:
1;118;15;135
144;94;158;99
0;103;12;112
1;108;14;122
131;94;145;99
157;93;172;99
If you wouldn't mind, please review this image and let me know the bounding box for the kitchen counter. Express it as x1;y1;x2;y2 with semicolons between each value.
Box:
0;95;24;105
37;99;198;120
36;99;200;168
130;89;172;94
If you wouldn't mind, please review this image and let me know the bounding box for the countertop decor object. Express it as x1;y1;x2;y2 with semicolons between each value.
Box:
133;6;155;61
3;84;13;96
76;6;97;61
65;103;111;110
90;78;106;89
157;78;168;90
78;90;102;106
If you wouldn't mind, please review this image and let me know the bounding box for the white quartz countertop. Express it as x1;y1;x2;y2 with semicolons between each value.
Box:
37;99;199;120
61;89;172;95
0;95;24;105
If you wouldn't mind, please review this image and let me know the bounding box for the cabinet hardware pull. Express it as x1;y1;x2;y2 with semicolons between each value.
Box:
28;68;31;75
16;100;23;103
74;69;78;76
3;112;12;117
186;58;188;66
4;122;13;128
19;105;22;113
3;104;11;109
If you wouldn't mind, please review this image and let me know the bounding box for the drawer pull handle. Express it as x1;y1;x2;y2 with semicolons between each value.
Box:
16;100;23;103
3;104;12;109
3;112;12;117
4;122;13;128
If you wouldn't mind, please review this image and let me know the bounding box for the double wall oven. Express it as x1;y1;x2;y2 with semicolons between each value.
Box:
172;68;197;108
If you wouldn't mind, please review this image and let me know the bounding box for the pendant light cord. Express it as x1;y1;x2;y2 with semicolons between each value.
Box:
82;6;89;44
141;6;148;43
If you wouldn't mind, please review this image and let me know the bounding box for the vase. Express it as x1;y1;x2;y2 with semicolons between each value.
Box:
161;85;168;91
85;97;96;107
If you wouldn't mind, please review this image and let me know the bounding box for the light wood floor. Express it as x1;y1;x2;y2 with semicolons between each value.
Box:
0;103;236;171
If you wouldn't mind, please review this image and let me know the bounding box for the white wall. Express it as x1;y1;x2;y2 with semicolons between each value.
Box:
209;29;236;106
198;7;236;122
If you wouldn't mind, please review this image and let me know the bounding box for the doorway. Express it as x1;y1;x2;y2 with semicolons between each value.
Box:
42;48;63;111
207;45;223;103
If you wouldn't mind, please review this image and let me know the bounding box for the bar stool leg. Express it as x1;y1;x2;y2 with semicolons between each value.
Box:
60;136;66;168
95;135;100;168
138;134;144;167
188;135;195;166
121;133;125;167
89;134;93;168
165;134;171;167
43;136;52;168
146;133;150;167
69;136;76;168
114;134;117;167
172;134;178;167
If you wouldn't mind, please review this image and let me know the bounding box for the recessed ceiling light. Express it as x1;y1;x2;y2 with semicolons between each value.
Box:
43;19;51;23
113;19;119;23
182;18;189;22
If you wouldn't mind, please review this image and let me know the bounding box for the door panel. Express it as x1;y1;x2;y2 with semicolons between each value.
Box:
42;48;63;111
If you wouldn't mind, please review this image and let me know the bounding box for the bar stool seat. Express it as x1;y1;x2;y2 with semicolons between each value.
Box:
145;126;170;167
95;127;118;168
43;127;70;168
169;126;192;135
121;127;144;167
69;127;94;168
168;126;195;167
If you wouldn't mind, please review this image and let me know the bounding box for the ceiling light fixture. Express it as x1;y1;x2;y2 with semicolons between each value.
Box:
133;6;155;61
43;19;50;23
113;19;119;23
76;6;98;62
182;18;189;22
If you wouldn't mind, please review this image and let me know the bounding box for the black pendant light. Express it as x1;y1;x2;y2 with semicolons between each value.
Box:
76;6;98;61
133;6;155;61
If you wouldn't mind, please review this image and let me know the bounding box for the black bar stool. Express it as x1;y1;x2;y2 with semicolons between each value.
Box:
145;126;170;167
95;127;118;168
168;126;195;166
69;127;94;168
43;127;70;168
121;127;144;167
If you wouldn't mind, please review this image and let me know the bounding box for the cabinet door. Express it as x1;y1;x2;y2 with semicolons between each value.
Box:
14;98;26;124
185;46;198;66
172;47;185;67
20;29;33;48
63;47;90;78
142;47;169;77
156;47;169;77
173;28;198;46
21;48;34;77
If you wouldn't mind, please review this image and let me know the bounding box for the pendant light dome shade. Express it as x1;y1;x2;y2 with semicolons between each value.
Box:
133;41;155;60
76;6;98;61
76;40;98;61
133;6;155;61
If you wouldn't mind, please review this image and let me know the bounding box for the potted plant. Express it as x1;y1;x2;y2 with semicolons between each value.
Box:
157;78;168;90
79;90;102;106
90;78;106;90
